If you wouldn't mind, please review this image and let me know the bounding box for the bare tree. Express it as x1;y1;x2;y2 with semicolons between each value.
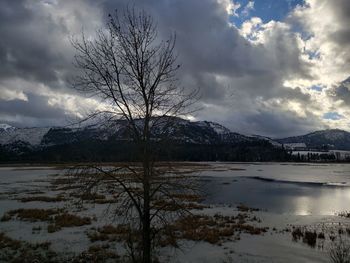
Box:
70;7;199;263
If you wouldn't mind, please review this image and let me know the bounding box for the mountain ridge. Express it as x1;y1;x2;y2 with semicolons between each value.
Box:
0;118;254;147
276;129;350;150
0;118;288;162
1;119;350;162
2;121;350;149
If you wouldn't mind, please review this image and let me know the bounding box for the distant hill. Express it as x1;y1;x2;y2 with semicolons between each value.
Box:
4;118;349;163
0;118;252;147
0;117;287;163
277;129;350;150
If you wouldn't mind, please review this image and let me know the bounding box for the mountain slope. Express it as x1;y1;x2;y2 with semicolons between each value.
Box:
0;118;253;147
277;129;350;150
0;118;286;162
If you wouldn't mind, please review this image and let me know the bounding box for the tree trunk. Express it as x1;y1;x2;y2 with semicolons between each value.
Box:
142;139;151;263
142;180;151;263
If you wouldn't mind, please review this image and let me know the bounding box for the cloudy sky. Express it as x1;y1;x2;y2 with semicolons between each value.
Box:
0;0;350;138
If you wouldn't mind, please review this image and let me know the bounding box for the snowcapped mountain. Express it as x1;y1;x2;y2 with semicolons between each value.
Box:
3;119;350;155
277;129;350;150
0;124;15;131
0;117;288;162
0;126;50;146
0;118;255;148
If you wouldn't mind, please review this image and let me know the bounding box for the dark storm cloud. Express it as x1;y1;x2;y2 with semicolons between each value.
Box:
332;0;350;33
0;0;71;84
0;0;102;127
232;109;323;138
329;0;350;62
0;0;347;136
0;93;70;127
0;93;67;119
329;77;350;104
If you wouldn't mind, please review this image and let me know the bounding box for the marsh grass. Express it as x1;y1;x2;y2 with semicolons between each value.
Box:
339;211;350;218
292;227;325;248
0;232;122;262
86;212;267;249
54;213;91;227
330;238;350;263
237;204;260;212
161;213;268;246
47;213;91;233
87;224;131;242
2;209;61;222
1;209;91;233
76;245;120;262
17;195;66;203
0;232;58;262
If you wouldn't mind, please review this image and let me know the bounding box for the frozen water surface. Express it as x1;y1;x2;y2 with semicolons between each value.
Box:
200;163;350;215
1;163;350;262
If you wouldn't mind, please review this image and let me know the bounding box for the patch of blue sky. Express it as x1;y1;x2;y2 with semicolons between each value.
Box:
230;0;305;27
305;50;320;60
309;85;325;92
323;112;344;120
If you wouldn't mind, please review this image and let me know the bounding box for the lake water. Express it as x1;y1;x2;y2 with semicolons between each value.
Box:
1;163;350;216
200;163;350;215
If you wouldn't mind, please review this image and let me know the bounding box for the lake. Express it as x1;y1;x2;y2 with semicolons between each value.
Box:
201;162;350;215
1;163;350;216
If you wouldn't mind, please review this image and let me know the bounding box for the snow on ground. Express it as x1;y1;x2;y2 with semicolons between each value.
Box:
0;163;350;262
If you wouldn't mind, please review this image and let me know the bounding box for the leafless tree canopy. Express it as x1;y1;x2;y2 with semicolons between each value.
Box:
72;8;196;141
70;8;200;263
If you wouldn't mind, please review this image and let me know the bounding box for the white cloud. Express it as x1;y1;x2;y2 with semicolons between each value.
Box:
242;1;254;16
217;0;241;16
0;88;28;101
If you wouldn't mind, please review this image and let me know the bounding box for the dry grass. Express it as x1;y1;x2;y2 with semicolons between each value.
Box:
74;193;106;201
0;232;21;250
170;193;204;202
0;230;122;262
47;224;61;233
152;198;207;212
338;211;350;218
17;195;66;203
318;232;325;239
292;227;304;241
2;209;61;222
0;213;12;222
87;224;130;242
303;231;317;247
237;204;260;212
54;213;91;227
330;239;350;263
75;245;120;262
291;227;323;247
1;209;91;233
50;177;80;191
68;192;117;204
93;198;117;204
161;213;268;246
47;213;91;233
54;185;81;191
0;232;58;262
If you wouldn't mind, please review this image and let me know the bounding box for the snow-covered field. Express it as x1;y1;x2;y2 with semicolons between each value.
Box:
0;163;350;262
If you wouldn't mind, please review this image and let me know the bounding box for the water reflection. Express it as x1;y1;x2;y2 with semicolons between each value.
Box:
203;176;350;215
